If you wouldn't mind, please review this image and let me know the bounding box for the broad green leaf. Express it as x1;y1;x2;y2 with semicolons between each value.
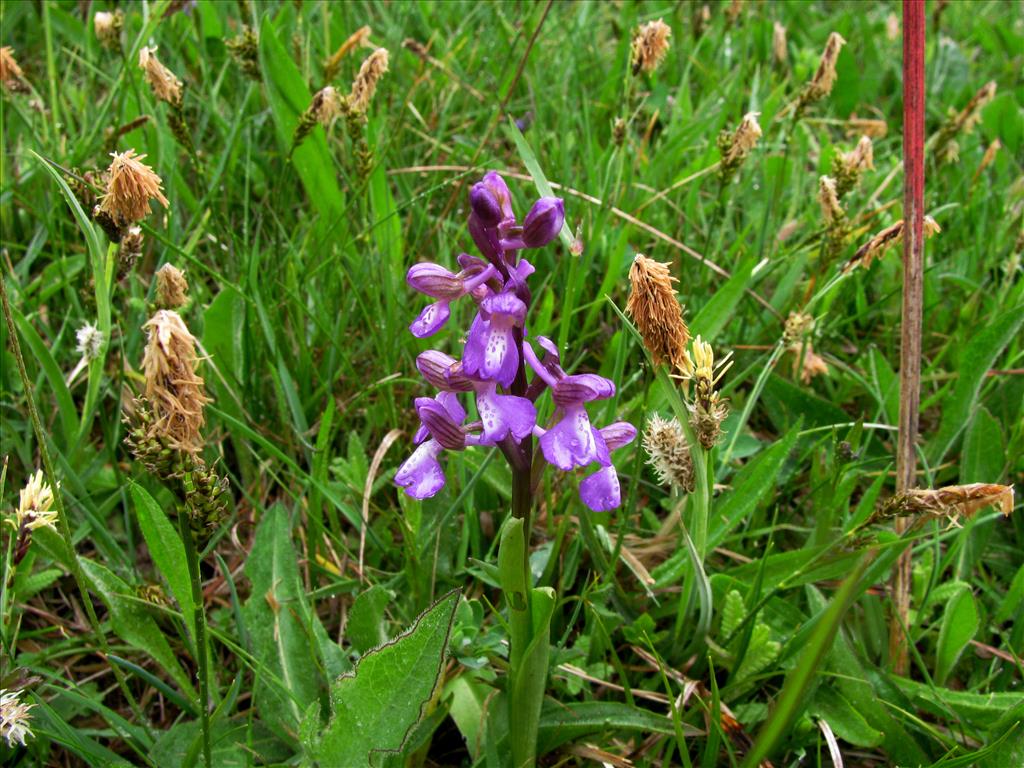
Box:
961;406;1004;483
928;306;1024;465
303;589;460;766
511;587;555;768
346;584;392;654
762;375;849;429
935;588;979;685
536;701;700;753
709;423;801;550
893;677;1024;726
130;483;195;640
994;563;1024;625
151;720;290;767
243;504;324;739
80;559;196;699
809;687;883;747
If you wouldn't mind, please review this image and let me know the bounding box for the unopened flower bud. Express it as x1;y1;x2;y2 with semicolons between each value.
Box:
522;197;564;248
415;397;466;450
469;182;503;227
416;350;473;392
406;263;465;299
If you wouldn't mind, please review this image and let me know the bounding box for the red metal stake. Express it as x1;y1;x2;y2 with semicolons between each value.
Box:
890;0;926;676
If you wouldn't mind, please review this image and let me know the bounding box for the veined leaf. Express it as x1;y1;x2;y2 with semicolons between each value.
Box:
302;589;460;766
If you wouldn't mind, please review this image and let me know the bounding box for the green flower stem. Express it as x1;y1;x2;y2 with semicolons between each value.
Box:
0;272;149;731
177;490;212;768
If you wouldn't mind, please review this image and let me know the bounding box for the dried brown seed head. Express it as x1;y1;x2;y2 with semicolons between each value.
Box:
844;215;940;273
141;310;210;454
631;19;672;75
311;86;342;125
626;254;691;372
95;150;168;230
139;46;183;106
818;176;843;225
155;264;189;309
323;25;372;82
772;22;788;65
881;483;1014;526
719;112;762;178
803;32;846;104
0;46;28;92
845;117;888;138
348;47;389;114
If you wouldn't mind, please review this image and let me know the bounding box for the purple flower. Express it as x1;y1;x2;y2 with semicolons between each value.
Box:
397;392;469;499
462;290;527;388
407;261;497;338
497;198;565;251
474;381;536;444
578;423;637;511
524;339;615;471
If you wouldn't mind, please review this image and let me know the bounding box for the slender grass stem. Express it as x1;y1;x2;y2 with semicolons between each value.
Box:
177;496;212;768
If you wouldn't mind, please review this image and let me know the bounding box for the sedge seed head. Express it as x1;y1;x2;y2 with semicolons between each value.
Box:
139;46;183;106
631;19;672;75
626;254;691;372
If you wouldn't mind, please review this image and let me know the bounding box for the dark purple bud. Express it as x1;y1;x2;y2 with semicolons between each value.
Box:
416;351;473;392
415;397;466;450
407;263;464;299
522;197;564;248
481;172;515;220
470;183;503;227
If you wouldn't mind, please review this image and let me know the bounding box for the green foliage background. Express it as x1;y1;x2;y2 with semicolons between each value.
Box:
1;0;1022;765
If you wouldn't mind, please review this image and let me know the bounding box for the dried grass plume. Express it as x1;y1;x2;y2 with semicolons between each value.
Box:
0;46;28;92
642;415;695;492
626;254;691;372
95;150;169;229
631;19;672;75
772;22;787;65
348;47;389;113
324;25;372;82
141;310;210;454
880;484;1014;527
844;215;941;273
139;46;183;106
155;264;189;309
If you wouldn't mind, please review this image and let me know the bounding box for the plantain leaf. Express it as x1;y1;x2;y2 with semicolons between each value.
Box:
935;588;979;686
302;589;460;766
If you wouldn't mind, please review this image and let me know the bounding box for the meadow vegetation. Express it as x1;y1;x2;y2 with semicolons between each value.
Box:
1;1;1022;766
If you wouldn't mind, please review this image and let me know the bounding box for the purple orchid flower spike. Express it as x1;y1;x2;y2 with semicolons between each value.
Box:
398;170;634;517
462;290;527;388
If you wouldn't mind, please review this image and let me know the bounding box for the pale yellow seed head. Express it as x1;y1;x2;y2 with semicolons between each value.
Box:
772;22;788;65
15;470;58;532
348;48;389;113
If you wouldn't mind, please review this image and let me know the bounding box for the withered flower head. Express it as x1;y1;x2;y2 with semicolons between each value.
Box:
631;19;672;75
95;150;169;231
348;47;389;114
719;112;762;179
94;10;124;49
12;470;58;533
802;32;846;104
311;85;342;125
642;414;695;492
155;263;189;309
772;22;788;65
880;483;1014;527
626;254;691;372
141;310;210;454
323;24;372;82
0;688;35;747
844;215;941;273
818;175;843;225
725;0;744;26
0;46;28;92
139;46;183;106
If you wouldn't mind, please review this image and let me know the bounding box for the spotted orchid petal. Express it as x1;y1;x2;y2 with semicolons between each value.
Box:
579;465;622;511
476;384;536;443
538;405;610;471
395;440;446;499
409;300;451;338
